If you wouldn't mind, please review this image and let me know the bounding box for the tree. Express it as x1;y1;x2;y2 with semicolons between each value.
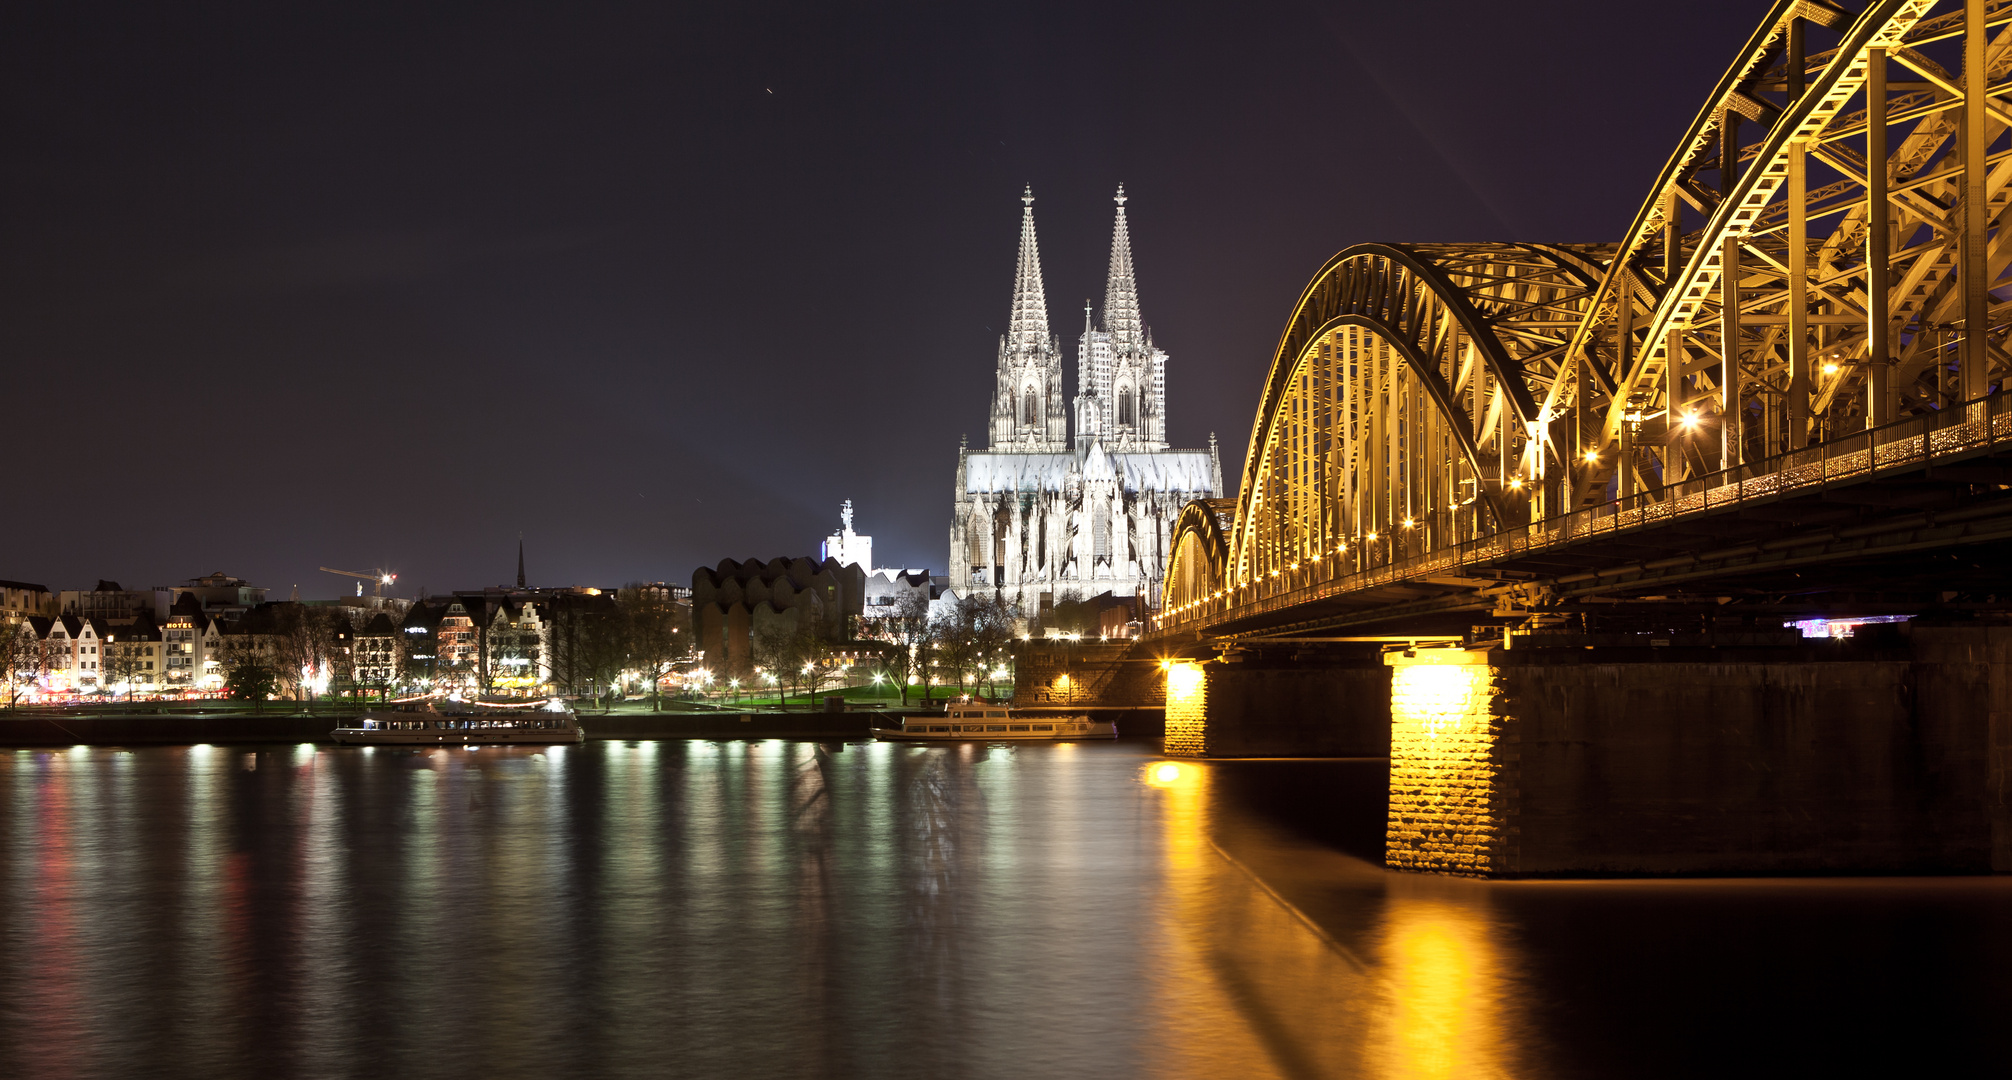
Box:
877;591;935;706
0;620;42;708
267;603;344;703
103;633;145;701
1044;587;1098;637
797;629;840;705
963;593;1017;700
548;599;624;709
751;621;804;709
216;632;281;710
617;584;686;710
934;601;979;697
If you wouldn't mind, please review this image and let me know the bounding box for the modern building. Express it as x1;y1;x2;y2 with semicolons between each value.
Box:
822;501;874;574
861;569;936;619
173;572;269;620
951;187;1222;617
690;557;867;678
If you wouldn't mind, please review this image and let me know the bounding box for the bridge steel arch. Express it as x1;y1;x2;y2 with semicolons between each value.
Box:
1162;498;1233;614
1560;0;2012;504
1155;0;2012;636
1218;243;1611;598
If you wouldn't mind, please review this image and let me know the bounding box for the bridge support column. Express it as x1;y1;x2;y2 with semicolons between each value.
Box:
1385;625;2012;877
1162;648;1390;758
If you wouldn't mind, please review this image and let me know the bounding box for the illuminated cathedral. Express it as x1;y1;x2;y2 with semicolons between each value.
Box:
951;186;1221;620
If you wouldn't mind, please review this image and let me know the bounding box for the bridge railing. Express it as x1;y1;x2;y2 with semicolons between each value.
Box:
1156;391;2011;632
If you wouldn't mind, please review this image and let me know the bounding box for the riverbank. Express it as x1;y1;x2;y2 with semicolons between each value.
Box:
0;705;1164;745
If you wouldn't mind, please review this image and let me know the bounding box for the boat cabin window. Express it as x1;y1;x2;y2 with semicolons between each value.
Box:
987;711;1006;718
1010;725;1029;731
1033;724;1053;731
986;725;1006;732
929;725;950;733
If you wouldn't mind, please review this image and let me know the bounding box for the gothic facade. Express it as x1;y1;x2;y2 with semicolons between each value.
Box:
952;186;1221;619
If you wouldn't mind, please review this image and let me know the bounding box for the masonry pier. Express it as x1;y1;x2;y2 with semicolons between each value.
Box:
1378;623;2012;876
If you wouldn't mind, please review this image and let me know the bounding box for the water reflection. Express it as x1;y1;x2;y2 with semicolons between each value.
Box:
1138;757;1524;1080
0;744;2008;1078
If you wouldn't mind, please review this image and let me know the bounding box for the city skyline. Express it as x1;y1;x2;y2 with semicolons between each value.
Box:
3;1;1762;597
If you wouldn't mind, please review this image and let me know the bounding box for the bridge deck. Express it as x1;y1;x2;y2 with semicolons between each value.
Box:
1155;395;2012;642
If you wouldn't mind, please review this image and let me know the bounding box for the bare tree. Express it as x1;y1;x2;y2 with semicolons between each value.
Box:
103;633;146;701
751;622;803;709
216;631;281;711
877;591;935;706
0;620;42;708
965;593;1017;700
548;600;625;710
797;629;840;705
617;584;686;710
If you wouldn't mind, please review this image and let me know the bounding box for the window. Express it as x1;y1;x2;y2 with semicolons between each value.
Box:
1032;724;1053;731
1119;388;1134;426
986;725;1006;732
1023;386;1038;425
1010;724;1029;731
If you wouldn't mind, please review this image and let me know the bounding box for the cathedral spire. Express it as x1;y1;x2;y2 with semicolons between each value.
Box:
1007;185;1050;355
1102;185;1143;347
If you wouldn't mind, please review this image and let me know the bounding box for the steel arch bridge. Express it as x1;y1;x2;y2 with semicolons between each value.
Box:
1159;0;2012;638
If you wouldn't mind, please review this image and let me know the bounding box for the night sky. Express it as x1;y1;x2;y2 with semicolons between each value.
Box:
4;1;1765;599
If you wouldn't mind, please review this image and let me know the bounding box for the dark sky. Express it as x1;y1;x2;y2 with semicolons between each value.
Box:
3;0;1766;600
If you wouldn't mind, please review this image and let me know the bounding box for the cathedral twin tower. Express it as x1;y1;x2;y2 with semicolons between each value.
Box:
953;186;1222;619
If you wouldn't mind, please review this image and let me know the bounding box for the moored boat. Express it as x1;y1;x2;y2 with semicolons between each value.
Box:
872;703;1116;742
331;698;584;745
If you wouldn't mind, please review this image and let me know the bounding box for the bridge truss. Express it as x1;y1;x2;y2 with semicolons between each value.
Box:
1162;0;2012;634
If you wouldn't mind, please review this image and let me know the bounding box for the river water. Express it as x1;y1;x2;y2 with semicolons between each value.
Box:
0;740;2006;1078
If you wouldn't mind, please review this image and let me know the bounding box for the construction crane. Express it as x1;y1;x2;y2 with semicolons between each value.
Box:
319;566;397;597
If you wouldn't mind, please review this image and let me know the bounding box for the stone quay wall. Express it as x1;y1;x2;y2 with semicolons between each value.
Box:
1010;641;1165;709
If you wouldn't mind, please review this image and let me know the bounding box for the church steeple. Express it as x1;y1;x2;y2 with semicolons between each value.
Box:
991;186;1067;451
1102;185;1143;349
1007;185;1050;356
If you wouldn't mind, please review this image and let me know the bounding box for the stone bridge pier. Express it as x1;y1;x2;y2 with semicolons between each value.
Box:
1374;623;2012;876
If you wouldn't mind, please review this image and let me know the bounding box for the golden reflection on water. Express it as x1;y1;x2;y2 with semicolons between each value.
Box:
1141;759;1522;1080
0;742;1538;1077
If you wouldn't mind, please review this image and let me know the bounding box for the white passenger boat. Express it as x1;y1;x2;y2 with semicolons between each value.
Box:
331;699;584;745
872;704;1116;742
